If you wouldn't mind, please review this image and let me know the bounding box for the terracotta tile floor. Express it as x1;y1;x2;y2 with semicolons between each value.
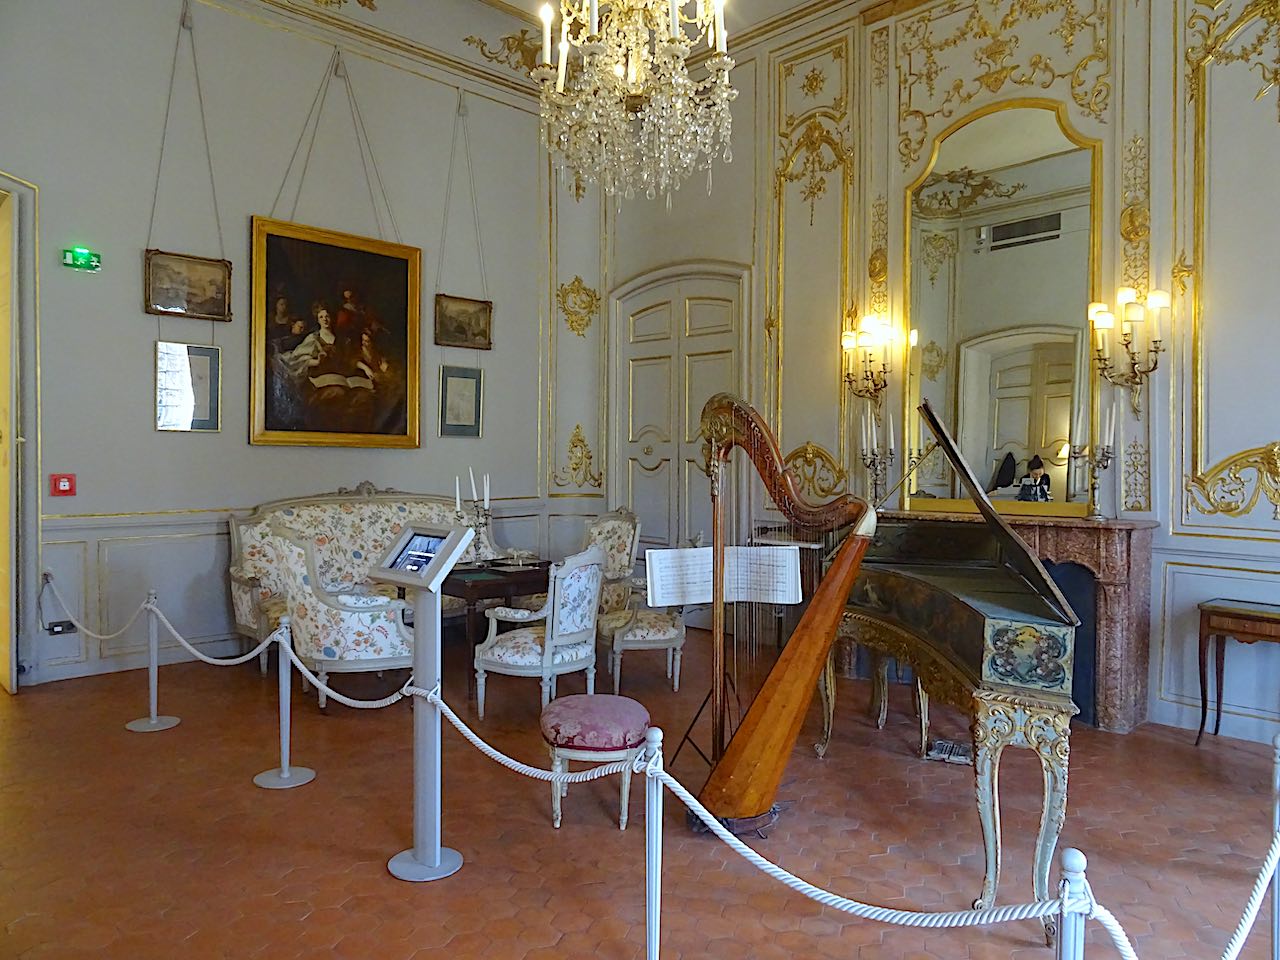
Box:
1;628;1275;959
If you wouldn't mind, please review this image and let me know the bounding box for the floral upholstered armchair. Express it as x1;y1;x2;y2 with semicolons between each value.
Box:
269;524;414;708
474;545;606;717
515;508;641;619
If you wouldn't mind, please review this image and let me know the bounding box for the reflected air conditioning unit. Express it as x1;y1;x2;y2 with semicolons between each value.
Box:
989;212;1062;251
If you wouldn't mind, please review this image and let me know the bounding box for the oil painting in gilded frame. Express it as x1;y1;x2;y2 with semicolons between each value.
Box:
144;249;232;322
439;365;483;438
156;341;221;432
434;293;493;350
250;216;421;447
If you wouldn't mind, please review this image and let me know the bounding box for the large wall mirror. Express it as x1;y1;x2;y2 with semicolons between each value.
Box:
902;101;1100;517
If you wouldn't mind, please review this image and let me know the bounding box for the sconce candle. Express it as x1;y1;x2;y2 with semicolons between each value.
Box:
540;4;554;64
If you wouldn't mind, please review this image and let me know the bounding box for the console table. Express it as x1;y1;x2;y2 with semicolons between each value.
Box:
1196;598;1280;745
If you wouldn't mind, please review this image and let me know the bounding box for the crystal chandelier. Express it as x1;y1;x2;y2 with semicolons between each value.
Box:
532;1;736;201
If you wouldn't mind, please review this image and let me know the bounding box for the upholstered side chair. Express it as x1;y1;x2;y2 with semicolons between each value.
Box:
269;525;413;708
474;545;606;718
515;508;641;613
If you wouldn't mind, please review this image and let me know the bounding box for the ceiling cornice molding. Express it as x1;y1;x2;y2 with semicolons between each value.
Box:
231;0;537;99
471;0;541;27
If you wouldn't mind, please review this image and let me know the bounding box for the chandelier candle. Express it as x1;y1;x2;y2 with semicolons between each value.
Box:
540;4;553;64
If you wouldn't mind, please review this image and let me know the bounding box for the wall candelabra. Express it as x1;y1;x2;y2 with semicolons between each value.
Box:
1089;287;1168;417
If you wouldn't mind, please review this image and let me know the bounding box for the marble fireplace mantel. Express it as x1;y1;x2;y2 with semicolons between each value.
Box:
873;511;1158;734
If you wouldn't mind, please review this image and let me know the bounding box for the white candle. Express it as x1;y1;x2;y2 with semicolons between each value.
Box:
556;36;568;92
860;409;868;451
713;0;726;52
887;411;895;453
870;411;879;450
484;473;490;508
469;467;478;502
1106;402;1116;447
589;0;598;34
539;4;554;65
455;476;461;512
670;0;680;39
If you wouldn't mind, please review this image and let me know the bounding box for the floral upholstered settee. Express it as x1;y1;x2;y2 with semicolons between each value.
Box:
229;482;506;682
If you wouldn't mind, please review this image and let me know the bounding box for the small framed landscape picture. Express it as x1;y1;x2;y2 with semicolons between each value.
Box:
439;365;483;438
156;341;221;432
144;249;233;322
434;293;493;350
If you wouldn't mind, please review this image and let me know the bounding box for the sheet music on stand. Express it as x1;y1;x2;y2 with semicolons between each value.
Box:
645;546;802;607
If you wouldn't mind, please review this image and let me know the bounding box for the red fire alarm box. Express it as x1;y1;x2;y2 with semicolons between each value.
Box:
49;474;76;497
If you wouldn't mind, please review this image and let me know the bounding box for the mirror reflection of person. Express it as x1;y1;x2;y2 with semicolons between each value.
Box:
1017;455;1053;502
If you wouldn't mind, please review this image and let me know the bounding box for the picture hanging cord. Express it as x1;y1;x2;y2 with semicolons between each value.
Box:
435;89;490;303
146;0;226;346
270;47;399;244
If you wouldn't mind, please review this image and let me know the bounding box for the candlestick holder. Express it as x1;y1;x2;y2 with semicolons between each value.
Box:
862;447;896;503
843;353;890;407
1071;444;1114;521
1095;338;1163;418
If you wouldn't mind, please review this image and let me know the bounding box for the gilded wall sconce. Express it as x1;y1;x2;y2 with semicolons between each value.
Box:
1089;287;1168;417
841;313;891;407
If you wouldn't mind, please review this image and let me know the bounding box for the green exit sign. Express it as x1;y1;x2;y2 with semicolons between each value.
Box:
61;247;102;272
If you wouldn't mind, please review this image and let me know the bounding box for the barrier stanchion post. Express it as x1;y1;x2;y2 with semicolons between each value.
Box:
1055;848;1088;960
126;591;180;733
254;620;315;789
644;727;664;960
389;584;463;882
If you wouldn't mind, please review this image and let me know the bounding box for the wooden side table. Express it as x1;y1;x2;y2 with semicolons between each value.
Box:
1197;598;1280;745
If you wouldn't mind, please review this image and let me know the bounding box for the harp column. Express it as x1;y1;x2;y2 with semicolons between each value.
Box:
709;455;727;761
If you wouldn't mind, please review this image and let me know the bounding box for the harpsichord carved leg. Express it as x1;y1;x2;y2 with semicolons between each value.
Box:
916;680;930;759
815;648;837;758
1027;707;1071;945
970;697;1016;912
871;652;890;729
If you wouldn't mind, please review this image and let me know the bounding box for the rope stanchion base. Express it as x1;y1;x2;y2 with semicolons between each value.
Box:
125;715;181;733
388;847;463;883
253;766;316;790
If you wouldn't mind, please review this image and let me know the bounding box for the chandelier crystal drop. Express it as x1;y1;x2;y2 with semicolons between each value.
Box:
533;1;737;201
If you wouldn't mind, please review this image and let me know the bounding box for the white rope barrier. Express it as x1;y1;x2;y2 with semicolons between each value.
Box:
413;686;632;786
42;576;150;642
281;643;409;711
1220;828;1280;960
151;606;279;667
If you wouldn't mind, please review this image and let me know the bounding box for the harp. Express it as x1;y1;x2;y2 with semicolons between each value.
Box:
697;393;877;830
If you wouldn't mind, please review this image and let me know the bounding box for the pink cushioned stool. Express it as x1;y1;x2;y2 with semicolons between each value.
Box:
540;694;651;830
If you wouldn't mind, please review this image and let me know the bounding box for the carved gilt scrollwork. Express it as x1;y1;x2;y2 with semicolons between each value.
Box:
921;340;947;381
557;276;601;337
553;424;604;488
915;168;1025;218
783;441;848;499
920;232;959;286
1120;135;1151;293
1124;440;1152;512
465;30;541;73
1186;442;1280;519
1187;0;1280;120
872;27;890;88
779;120;852;227
869;196;889;314
896;0;1113;168
313;0;376;8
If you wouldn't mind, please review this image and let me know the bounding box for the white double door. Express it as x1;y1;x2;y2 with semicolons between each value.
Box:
610;266;745;555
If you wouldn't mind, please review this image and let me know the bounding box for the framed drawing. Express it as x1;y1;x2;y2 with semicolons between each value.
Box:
434;293;493;350
155;341;220;432
439;365;483;438
250;216;421;447
144;249;232;322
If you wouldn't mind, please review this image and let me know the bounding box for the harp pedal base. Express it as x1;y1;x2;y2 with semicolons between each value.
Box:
925;738;974;765
686;805;780;839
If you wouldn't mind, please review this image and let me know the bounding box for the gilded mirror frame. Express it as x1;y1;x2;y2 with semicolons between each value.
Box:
899;98;1103;519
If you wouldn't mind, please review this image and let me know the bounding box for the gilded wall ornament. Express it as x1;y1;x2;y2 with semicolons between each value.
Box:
801;67;828;98
871;27;890;88
869;196;889;314
1123;439;1152;512
1172;249;1195;294
1186;442;1280;520
1119;135;1151;293
779;119;851;227
920;231;959;286
921;340;947;381
465;30;541;74
553;424;604;488
896;0;1113;167
313;0;376;8
557;276;601;337
1187;0;1280;120
783;441;848;498
915;168;1026;218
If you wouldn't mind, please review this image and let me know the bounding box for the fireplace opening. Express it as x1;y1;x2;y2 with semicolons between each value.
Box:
1044;561;1099;726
